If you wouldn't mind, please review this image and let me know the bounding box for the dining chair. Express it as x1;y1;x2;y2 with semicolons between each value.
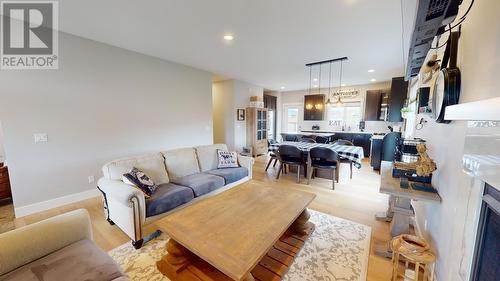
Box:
315;136;329;144
300;137;316;143
333;139;354;179
282;133;299;142
276;145;306;183
265;139;279;171
308;147;339;189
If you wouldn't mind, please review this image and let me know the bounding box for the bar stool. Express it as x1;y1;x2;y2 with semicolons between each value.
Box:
391;234;436;281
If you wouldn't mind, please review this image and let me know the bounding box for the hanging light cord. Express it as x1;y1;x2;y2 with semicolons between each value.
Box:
339;60;343;91
308;66;312;95
328;62;332;100
318;64;322;94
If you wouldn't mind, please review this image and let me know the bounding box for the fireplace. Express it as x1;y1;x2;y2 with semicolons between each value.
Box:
470;181;500;281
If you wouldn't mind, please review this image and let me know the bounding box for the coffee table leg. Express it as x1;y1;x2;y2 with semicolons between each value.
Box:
157;239;192;278
290;208;312;235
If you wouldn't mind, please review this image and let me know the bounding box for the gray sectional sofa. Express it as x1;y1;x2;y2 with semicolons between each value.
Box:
97;144;254;249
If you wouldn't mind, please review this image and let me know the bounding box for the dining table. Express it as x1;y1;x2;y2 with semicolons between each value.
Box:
268;141;365;168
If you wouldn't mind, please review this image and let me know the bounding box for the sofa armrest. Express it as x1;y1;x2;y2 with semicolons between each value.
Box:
0;209;92;275
238;155;255;179
97;178;146;227
97;178;145;207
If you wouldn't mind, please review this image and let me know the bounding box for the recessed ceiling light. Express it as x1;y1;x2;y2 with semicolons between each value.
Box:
313;85;319;88
370;78;377;82
313;78;318;82
280;86;286;90
223;34;234;41
341;84;346;87
368;69;375;73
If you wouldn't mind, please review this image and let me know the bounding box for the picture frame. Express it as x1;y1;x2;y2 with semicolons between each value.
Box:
237;108;245;121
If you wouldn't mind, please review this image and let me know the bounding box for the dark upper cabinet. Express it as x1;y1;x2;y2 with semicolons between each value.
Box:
365;89;390;121
388;77;409;122
304;94;325;121
365;90;382;121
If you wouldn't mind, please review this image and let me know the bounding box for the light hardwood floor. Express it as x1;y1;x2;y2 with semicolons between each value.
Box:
11;156;393;280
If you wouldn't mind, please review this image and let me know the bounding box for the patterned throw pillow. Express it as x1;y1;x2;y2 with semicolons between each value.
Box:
217;150;239;169
122;167;158;197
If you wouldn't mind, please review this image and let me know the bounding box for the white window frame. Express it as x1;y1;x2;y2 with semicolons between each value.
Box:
282;103;301;134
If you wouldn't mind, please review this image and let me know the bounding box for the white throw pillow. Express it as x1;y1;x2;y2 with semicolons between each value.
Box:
217;150;239;169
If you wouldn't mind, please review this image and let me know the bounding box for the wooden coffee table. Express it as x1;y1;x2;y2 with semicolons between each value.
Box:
156;181;316;281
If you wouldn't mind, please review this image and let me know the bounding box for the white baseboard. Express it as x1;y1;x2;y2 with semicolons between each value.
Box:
15;189;101;218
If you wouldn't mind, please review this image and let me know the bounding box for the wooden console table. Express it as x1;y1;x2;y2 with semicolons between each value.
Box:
0;165;12;200
375;161;441;258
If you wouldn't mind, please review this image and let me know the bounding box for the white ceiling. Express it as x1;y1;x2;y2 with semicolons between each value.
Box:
57;0;417;91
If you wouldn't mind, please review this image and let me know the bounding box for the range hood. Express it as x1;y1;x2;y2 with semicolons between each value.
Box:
444;97;500;121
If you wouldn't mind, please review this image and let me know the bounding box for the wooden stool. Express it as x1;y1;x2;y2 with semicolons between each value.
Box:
391;235;436;281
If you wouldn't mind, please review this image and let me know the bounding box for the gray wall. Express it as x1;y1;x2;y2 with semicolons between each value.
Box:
0;32;213;211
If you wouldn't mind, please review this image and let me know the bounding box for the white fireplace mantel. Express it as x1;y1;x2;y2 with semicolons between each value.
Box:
445;97;500;121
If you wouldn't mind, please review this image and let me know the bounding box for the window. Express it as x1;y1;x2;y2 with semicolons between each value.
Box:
327;102;361;130
286;107;299;133
267;110;275;140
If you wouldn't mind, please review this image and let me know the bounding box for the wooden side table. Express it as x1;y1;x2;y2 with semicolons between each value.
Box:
0;165;12;200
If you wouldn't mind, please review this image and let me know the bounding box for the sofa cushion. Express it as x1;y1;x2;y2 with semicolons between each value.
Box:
145;183;194;217
102;153;169;184
0;239;126;281
205;167;249;184
170;173;225;197
195;144;228;172
162;148;200;179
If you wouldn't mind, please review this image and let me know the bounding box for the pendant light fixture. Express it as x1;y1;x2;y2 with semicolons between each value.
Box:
336;59;344;107
325;62;333;106
306;57;348;107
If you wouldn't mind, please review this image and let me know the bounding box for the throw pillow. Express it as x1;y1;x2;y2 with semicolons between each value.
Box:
121;175;151;199
217;149;239;169
123;167;158;197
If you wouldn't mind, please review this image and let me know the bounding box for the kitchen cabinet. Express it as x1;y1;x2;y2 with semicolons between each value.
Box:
365;90;381;121
365;89;390;121
388;77;409;122
303;94;325;121
364;77;408;122
352;134;372;157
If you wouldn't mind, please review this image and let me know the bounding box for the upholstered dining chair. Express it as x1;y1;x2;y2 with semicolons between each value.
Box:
276;145;306;183
281;133;299;142
265;139;279;171
308;147;339;189
315;136;329;144
299;137;316;143
333;139;354;179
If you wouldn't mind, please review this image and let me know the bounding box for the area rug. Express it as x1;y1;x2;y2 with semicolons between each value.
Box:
109;210;371;281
